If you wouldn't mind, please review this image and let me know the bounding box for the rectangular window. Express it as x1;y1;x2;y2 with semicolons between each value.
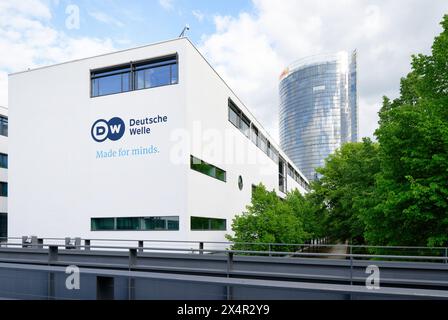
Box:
91;65;131;97
0;153;7;169
91;218;115;231
0;116;8;137
279;157;287;193
251;124;259;146
190;155;226;182
0;213;6;241
143;216;179;231
191;217;226;231
259;133;268;154
116;217;140;230
91;55;178;97
288;164;294;178
228;99;251;138
0;182;7;197
91;216;179;231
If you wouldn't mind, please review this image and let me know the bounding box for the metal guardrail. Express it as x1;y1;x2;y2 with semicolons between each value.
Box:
1;236;447;263
1;238;448;300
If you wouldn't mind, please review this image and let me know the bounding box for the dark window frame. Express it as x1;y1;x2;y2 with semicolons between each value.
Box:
90;54;179;98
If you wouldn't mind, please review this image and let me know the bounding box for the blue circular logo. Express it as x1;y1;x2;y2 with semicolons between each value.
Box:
107;117;126;141
91;117;125;143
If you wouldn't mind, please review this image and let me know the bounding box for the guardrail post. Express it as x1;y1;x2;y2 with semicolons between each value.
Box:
349;245;353;286
268;244;272;257
138;241;144;253
199;242;204;255
129;248;137;269
445;248;447;264
85;239;90;251
226;252;234;300
75;237;81;249
48;245;58;263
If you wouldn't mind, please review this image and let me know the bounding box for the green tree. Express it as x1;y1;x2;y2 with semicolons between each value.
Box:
227;184;311;252
311;138;380;244
364;15;448;247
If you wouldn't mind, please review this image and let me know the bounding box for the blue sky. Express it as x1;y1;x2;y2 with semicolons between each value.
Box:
1;0;448;140
48;0;252;49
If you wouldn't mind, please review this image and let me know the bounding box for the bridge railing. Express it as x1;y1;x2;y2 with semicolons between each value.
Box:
0;236;448;264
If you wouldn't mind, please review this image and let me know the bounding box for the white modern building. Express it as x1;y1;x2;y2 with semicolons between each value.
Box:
0;107;7;241
8;38;308;243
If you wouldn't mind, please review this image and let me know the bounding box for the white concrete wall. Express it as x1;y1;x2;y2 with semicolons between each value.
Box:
9;39;189;241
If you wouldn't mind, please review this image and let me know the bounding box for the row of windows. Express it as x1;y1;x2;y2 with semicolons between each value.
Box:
0;116;7;137
91;216;227;231
190;155;226;182
228;99;279;163
91;55;178;97
287;163;308;188
91;216;180;231
227;98;309;191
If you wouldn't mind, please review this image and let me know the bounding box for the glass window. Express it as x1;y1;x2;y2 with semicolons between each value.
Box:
116;217;140;230
91;54;178;97
97;74;123;96
0;182;7;197
251;125;259;146
259;134;268;154
171;64;179;84
143;216;179;231
191;217;226;231
91;216;179;231
0;213;7;240
91;218;115;231
190;155;226;182
145;65;171;88
228;105;239;128
240;115;250;138
136;70;145;90
0;154;7;169
0;116;8;137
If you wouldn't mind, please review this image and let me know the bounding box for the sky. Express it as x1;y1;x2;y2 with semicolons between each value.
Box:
1;0;447;142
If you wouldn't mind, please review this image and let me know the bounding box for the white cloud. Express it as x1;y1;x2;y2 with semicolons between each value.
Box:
192;10;205;22
199;0;448;141
88;11;124;28
159;0;174;11
0;0;116;107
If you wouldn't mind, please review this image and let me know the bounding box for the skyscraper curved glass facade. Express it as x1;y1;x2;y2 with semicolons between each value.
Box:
279;51;358;181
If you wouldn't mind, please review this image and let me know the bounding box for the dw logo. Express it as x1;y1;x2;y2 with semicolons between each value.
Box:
91;117;125;142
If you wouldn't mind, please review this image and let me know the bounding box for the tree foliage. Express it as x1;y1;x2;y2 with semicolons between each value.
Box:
226;184;320;251
363;15;448;247
227;15;448;248
312;138;380;244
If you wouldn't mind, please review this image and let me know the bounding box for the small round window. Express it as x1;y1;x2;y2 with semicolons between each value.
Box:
238;175;243;190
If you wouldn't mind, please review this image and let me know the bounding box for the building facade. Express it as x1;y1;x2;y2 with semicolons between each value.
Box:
279;51;358;181
0;107;7;241
9;38;308;243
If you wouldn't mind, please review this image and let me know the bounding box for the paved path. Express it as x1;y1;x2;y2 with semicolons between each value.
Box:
320;243;348;259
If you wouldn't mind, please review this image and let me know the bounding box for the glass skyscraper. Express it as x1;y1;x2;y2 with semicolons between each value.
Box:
279;51;358;181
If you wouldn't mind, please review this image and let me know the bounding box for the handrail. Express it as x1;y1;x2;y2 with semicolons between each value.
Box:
3;236;447;251
1;241;447;263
